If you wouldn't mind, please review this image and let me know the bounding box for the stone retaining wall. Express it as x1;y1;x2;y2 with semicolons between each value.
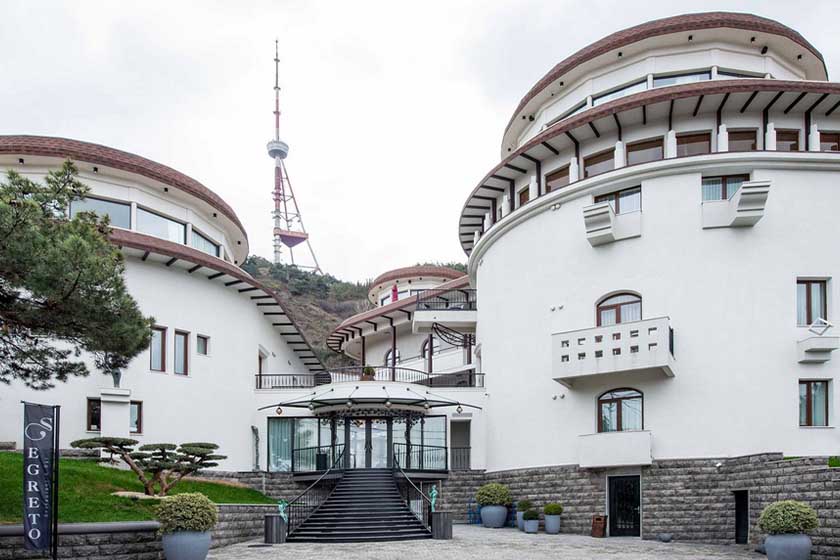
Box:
199;470;307;500
213;504;277;549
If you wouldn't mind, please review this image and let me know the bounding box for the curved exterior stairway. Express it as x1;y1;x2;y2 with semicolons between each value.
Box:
287;469;433;543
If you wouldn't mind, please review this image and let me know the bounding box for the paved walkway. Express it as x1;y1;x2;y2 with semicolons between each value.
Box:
208;525;758;559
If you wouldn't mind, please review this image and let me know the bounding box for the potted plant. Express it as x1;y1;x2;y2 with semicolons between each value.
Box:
758;500;819;560
523;509;540;534
361;366;376;381
157;493;218;560
475;483;511;528
544;502;563;534
516;499;533;531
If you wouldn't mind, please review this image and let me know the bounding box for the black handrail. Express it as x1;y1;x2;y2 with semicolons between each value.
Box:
292;444;344;473
451;446;471;471
285;447;345;536
392;445;434;533
255;366;485;389
416;288;477;311
392;442;448;471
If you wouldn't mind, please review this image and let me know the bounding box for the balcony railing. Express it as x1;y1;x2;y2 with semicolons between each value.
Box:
552;316;675;388
393;442;448;471
450;446;471;471
255;366;484;389
415;289;477;311
292;444;345;473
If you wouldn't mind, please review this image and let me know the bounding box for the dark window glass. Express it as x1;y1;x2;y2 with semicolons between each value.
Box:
174;331;188;375
797;279;827;326
729;130;757;152
518;189;529;207
677;133;712;157
545;166;570;192
593;81;647;107
653;71;711;88
191;230;220;257
268;417;293;472
584;149;614;178
137;208;186;244
626;138;663;166
130;401;142;433
717;70;762;79
87;398;101;431
150;327;166;371
820;132;840;152
598;389;643;432
596;293;642;326
799;381;829;427
197;335;209;355
776;130;800;152
595;187;641;215
701;174;750;201
70;197;131;229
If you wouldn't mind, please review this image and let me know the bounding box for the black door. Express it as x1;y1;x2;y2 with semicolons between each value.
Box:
609;476;641;537
734;491;749;544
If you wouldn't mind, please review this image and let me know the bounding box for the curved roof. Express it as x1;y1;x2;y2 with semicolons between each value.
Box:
504;12;827;142
460;78;840;254
370;265;464;288
0;135;248;250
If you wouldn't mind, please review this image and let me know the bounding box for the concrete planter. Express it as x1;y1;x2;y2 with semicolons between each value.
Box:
544;514;561;534
524;519;539;534
162;531;211;560
480;506;508;528
516;511;524;531
764;534;812;560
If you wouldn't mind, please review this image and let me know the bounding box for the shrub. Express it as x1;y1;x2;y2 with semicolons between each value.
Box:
475;483;512;507
829;456;840;468
156;493;218;534
544;503;564;516
523;509;540;521
758;500;819;535
516;499;533;512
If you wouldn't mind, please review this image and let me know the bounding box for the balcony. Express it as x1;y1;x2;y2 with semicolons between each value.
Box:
552;317;675;388
582;202;641;247
578;430;652;469
797;335;840;364
702;180;771;229
255;366;485;390
413;289;477;333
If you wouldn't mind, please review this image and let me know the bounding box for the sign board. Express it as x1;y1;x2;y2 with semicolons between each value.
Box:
22;402;60;556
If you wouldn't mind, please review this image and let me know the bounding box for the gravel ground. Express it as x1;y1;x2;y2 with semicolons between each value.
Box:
208;525;759;559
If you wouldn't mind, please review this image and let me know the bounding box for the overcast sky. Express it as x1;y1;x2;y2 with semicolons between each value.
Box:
2;1;837;282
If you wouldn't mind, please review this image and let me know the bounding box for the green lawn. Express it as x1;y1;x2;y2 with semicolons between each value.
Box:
0;452;275;524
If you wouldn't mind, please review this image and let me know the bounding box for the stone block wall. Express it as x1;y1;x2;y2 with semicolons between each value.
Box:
213;504;278;548
199;470;307;500
0;522;161;560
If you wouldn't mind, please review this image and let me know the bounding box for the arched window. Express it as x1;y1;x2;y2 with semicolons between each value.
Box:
596;293;641;326
421;337;440;359
598;388;643;433
384;348;401;366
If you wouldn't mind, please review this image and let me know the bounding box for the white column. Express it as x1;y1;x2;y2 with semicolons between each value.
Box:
185;223;193;246
717;124;729;152
484;211;491;231
614;141;626;169
765;122;777;151
130;202;137;230
100;388;131;439
473;231;480;246
809;123;821;152
569;157;580;182
665;130;677;158
711;66;719;79
646;74;654;89
501;194;510;217
528;175;538;201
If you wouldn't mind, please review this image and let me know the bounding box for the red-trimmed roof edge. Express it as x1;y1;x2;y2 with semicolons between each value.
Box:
370;265;465;288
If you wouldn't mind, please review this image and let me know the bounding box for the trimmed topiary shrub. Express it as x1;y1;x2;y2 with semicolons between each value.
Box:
758;500;819;535
476;483;512;507
523;509;540;521
516;499;533;512
156;493;218;534
544;503;564;516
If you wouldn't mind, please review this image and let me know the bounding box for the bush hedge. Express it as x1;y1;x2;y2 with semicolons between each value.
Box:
523;509;540;521
156;493;218;534
758;500;819;535
516;499;533;511
475;483;512;507
544;503;564;516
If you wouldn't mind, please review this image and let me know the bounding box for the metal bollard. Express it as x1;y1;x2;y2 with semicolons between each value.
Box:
264;514;287;544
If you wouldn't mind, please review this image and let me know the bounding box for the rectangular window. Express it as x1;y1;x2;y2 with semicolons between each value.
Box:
799;380;829;427
716;69;763;79
677;132;712;157
545;166;570;193
797;279;827;326
701;174;749;201
87;398;101;431
268;417;293;472
197;335;209;356
150;326;166;371
820;132;840;152
595;186;641;215
626;138;664;166
592;80;647;107
136;207;186;244
130;401;143;434
518;189;529;207
191;229;220;257
70;197;131;229
584;149;615;178
776;130;800;152
174;331;188;375
729;130;758;152
653;71;711;88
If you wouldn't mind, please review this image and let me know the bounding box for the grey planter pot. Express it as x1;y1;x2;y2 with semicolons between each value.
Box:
764;534;812;560
480;505;508;528
524;519;539;534
162;531;212;560
516;511;524;531
544;514;561;534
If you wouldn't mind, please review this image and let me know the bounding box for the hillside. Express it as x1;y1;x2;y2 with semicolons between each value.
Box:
242;257;466;368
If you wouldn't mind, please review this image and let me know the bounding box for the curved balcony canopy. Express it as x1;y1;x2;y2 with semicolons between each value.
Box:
460;79;840;255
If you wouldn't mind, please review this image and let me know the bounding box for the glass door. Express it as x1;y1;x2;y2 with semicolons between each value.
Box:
369;418;389;468
348;418;367;469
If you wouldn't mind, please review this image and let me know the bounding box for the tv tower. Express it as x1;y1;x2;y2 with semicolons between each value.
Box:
266;40;321;272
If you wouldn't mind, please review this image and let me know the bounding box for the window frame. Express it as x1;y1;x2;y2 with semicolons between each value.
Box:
597;388;644;433
676;132;712;157
196;334;210;356
652;70;712;88
518;188;530;207
130;401;143;434
136;206;187;244
592;80;647;107
584;148;615;178
799;380;829;427
191;228;221;257
797;279;828;326
820;131;840;152
728;129;758;152
150;326;167;372
545;165;570;193
701;174;750;202
86;398;102;432
596;292;642;326
626;137;664;166
775;129;800;152
594;186;641;215
384;348;401;366
69;196;132;229
174;330;189;376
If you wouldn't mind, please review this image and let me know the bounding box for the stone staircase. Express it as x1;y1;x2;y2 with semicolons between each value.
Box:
287;469;432;543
